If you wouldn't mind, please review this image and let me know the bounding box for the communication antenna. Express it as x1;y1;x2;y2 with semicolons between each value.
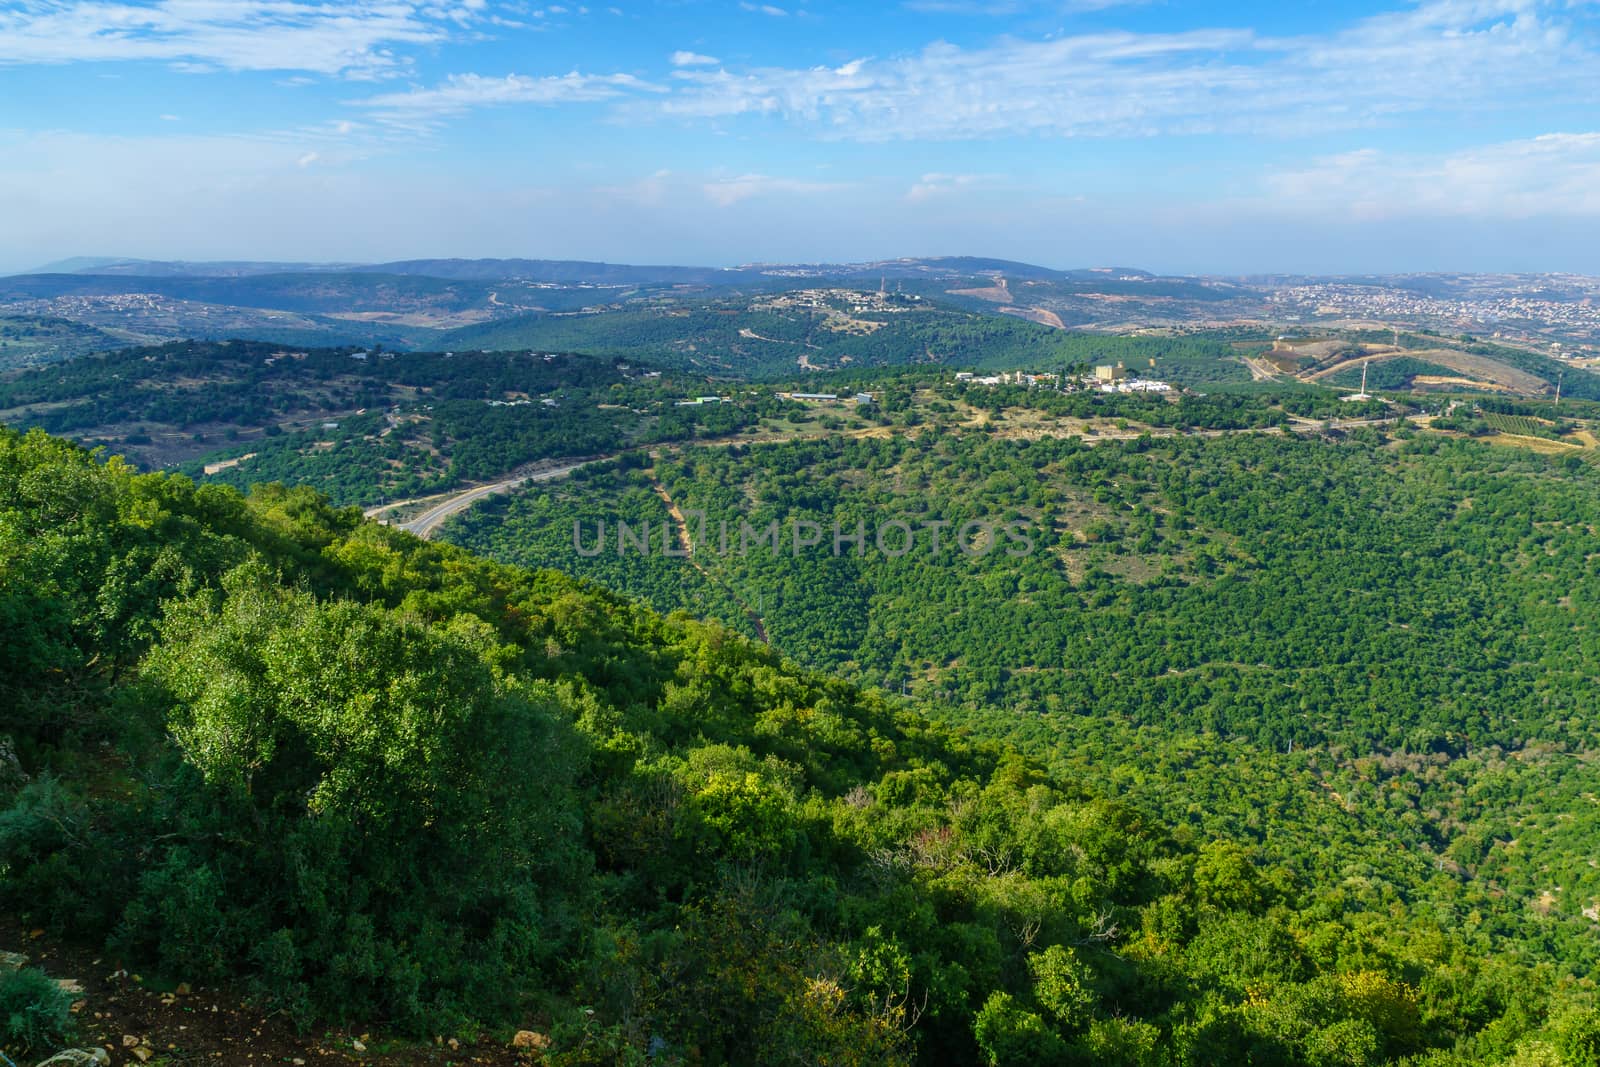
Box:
1342;360;1372;403
1555;370;1564;408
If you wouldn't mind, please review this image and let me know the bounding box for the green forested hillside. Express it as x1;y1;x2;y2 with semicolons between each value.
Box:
445;413;1600;1013
0;315;133;369
0;340;783;504
436;299;1250;382
5;425;1598;1065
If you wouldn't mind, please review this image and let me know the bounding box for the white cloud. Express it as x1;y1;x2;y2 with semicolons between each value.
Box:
297;151;320;167
659;0;1600;140
595;169;674;207
902;0;1149;12
670;50;719;66
0;0;469;78
905;172;1003;202
1264;133;1600;219
703;173;850;206
355;71;664;123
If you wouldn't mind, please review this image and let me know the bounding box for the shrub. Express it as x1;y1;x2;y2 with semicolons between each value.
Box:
973;992;1067;1067
0;965;74;1054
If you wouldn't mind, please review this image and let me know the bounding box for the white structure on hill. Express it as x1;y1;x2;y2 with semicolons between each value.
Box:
1341;362;1372;402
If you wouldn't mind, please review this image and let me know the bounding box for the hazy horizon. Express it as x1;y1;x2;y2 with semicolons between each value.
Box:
11;241;1600;280
3;0;1599;277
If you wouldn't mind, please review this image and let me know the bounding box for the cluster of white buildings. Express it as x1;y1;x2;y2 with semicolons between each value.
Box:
755;288;916;318
1101;378;1173;393
955;366;1173;394
955;371;1059;387
1267;283;1600;348
485;397;559;407
776;391;876;404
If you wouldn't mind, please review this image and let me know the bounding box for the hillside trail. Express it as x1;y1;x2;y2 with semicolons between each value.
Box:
367;412;1419;543
650;475;771;644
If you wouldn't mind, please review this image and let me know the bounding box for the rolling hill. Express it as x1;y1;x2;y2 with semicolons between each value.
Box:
5;422;1600;1065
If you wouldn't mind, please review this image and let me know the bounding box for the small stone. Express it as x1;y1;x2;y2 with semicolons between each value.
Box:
131;1049;153;1063
351;1039;366;1053
121;1035;140;1048
293;1060;306;1065
447;1038;459;1051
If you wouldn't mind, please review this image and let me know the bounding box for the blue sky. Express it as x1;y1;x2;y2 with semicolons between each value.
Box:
2;0;1599;274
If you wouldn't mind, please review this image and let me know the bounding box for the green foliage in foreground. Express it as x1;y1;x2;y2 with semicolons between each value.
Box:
0;965;75;1054
1;425;1597;1065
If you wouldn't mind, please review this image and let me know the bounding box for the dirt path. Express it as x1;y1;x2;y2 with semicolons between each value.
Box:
1241;354;1281;381
1001;305;1066;329
1301;348;1547;394
650;477;770;643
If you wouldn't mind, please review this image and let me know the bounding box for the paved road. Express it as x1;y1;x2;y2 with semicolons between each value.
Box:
375;413;1423;539
396;458;600;539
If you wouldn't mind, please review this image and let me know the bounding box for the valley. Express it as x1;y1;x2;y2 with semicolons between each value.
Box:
7;261;1600;1067
11;0;1600;1058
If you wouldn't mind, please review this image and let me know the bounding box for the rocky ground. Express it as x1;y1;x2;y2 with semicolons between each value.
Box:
2;923;550;1067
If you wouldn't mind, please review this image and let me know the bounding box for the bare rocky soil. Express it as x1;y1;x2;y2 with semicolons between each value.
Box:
2;922;543;1067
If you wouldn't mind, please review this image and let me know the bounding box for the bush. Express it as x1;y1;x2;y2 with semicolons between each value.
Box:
973;992;1067;1066
129;569;592;1031
0;965;74;1054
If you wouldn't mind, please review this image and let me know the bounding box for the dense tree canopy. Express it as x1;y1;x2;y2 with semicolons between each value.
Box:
4;418;1600;1064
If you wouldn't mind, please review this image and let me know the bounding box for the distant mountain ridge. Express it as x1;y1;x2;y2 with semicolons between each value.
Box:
14;254;1136;285
26;257;365;277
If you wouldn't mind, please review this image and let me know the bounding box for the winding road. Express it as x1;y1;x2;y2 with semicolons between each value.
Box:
375;458;602;540
365;412;1423;541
